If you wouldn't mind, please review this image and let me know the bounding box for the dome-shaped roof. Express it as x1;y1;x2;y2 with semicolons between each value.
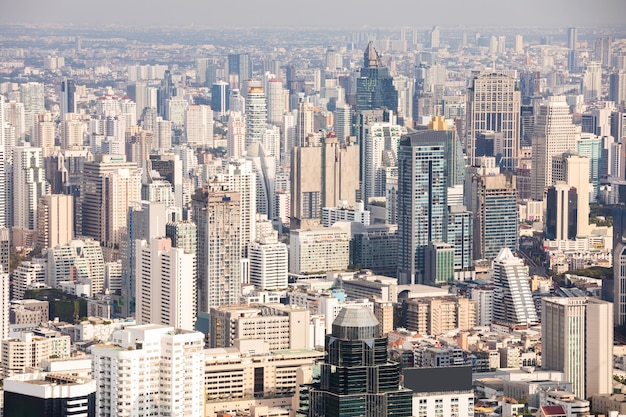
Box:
332;305;379;340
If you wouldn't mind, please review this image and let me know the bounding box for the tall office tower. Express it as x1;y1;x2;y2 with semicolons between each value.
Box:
192;186;242;313
615;206;626;326
184;105;213;148
60;78;76;119
363;122;403;202
296;100;315;146
393;75;414;126
290;136;360;229
229;88;245;113
514;34;523;53
166;97;188;130
261;125;280;158
300;306;413;417
332;102;351;144
125;128;154;168
519;71;541;105
155;117;172;151
530;96;579;200
228;53;252;89
60;114;83;149
245;83;267;148
356;42;398;113
32;112;55;157
149;153;183;207
472;173;518;261
0;97;8;228
157;69;175;118
195;57;209;84
127;81;147;120
248;233;288;290
227;111;246;158
568;27;579;72
266;78;284;126
36;194;73;249
211;81;229;120
594;37;612;67
77;155;140;246
247;142;277;220
0;227;9;276
545;183;578;241
92;325;204;417
552;152;589;236
429;25;440;48
397;130;447;285
466;71;521;170
577;133;602;201
610;71;626;108
119;96;137;128
282;110;297;165
20;82;45;137
581;62;602;102
520;105;534;147
492;247;538;327
136;238;195;330
542;297;612;399
120;202;171;317
12;145;47;248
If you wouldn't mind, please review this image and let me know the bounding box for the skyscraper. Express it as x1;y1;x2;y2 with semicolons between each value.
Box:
530;96;579;200
135;237;196;330
32;112;55;157
227;111;246;158
581;62;602;102
542;297;613;399
397;130;448;285
228;53;252;90
184;105;213;148
568;27;579;72
429;26;441;49
248;233;288;291
192;185;242;314
363;122;403;202
492;247;539;327
245;83;267;149
610;71;626;109
545;183;578;241
296;100;315;147
551;152;590;237
12;145;48;248
211;81;229;120
36;194;74;249
356;42;398;113
300;306;413;417
60;78;76;119
466;71;521;170
20;82;45;138
266;77;285;126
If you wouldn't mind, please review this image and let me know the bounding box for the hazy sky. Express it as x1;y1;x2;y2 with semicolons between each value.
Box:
1;0;625;28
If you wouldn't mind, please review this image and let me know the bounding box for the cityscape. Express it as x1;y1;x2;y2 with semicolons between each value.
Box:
0;2;625;417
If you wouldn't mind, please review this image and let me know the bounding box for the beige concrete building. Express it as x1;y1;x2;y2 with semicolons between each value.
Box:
37;194;74;249
203;338;322;414
2;330;71;378
373;300;395;337
404;296;476;337
289;226;350;274
290;137;359;229
209;304;310;352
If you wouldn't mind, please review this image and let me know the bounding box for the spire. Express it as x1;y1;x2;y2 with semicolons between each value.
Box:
364;41;381;68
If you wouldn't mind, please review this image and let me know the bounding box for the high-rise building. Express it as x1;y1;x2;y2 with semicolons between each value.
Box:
290;136;359;229
397;130;448;285
492;248;539;327
60;114;84;149
363;122;403;202
46;239;105;293
552;152;591;237
1;265;8;340
248;234;288;291
77;155;140;248
245;83;267;149
185;105;213;148
296;100;315;147
2;331;71;378
226;111;246;159
60;78;77;119
610;71;626;109
594;37;612;67
581;62;603;102
545;183;578;241
4;373;96;417
356;42;398;113
577;133;602;201
332;102;351;144
136;238;196;330
530;96;579;200
228;53;252;89
37;194;74;249
289;226;350;274
299;306;413;417
91;325;204;417
266;77;285;126
472;173;518;261
32;112;55;157
211;81;229;119
466;71;521;170
542;297;613;399
20;82;45;137
568;27;579;72
429;26;441;49
12;145;48;248
192;186;242;314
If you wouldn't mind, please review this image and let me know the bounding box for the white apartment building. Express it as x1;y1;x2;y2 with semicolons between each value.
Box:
135;238;196;330
249;234;288;291
289;226;350;274
185;104;213;148
46;239;105;294
12;259;47;300
91;325;204;417
2;330;71;378
321;200;371;227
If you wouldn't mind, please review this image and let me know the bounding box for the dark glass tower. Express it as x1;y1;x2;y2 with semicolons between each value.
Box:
300;306;413;417
356;42;398;113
